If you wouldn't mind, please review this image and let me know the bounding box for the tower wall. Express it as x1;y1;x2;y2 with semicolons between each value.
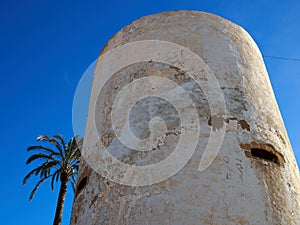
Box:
71;11;300;225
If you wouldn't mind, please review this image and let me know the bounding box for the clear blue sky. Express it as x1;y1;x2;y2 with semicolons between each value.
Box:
1;1;299;225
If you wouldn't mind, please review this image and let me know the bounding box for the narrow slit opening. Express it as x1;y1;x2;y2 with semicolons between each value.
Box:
75;176;88;198
250;148;279;164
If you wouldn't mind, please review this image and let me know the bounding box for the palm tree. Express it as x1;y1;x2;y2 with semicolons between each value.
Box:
23;135;81;225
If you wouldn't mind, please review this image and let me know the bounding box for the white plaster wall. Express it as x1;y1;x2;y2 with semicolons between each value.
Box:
71;11;300;225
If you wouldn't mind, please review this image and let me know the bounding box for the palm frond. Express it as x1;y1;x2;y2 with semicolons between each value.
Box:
51;169;61;191
29;175;51;201
68;146;80;161
65;138;73;158
26;153;55;165
37;135;64;158
27;145;59;156
54;135;67;158
23;166;43;184
53;135;66;148
70;174;77;193
23;160;59;184
24;134;81;202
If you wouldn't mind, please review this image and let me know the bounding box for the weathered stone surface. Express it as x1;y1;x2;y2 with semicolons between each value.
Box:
71;11;300;225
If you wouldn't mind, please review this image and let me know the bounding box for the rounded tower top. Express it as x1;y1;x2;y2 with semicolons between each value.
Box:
72;11;300;225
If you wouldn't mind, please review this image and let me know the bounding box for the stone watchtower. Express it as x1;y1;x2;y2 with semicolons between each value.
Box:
71;11;300;224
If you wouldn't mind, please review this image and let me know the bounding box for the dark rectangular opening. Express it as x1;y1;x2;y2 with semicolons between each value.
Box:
251;148;279;164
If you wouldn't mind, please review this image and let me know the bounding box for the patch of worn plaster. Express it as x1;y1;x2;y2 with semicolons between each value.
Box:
208;116;250;132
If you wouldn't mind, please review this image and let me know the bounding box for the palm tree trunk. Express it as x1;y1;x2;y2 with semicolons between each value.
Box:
53;172;69;225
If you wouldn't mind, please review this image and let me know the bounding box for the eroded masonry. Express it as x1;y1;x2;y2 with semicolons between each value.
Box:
71;11;300;225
